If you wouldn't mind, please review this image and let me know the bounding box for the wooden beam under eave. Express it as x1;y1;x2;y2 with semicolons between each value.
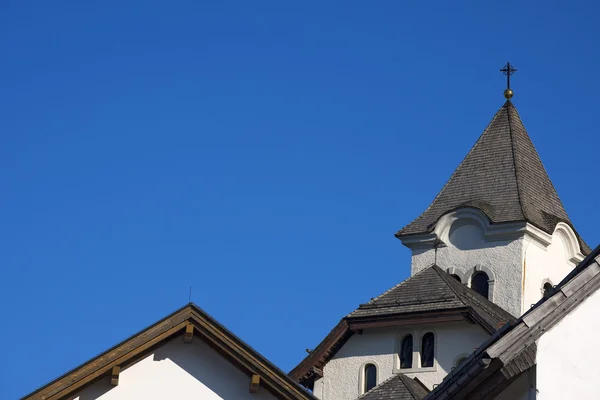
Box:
348;314;467;330
250;374;260;393
184;324;194;344
110;366;120;386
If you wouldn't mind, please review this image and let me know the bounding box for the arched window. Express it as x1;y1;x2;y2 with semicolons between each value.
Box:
421;332;435;368
400;334;413;369
450;274;461;283
471;272;489;299
543;282;553;297
364;363;377;393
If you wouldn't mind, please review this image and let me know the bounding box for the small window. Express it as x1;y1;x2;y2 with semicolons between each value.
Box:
400;334;413;369
471;272;489;299
543;282;553;297
364;363;377;393
421;332;435;368
450;274;461;283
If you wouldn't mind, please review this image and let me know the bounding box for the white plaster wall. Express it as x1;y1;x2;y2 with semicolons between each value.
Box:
523;231;576;315
320;323;489;400
312;377;324;399
411;220;524;316
537;287;600;400
70;337;278;400
493;367;532;400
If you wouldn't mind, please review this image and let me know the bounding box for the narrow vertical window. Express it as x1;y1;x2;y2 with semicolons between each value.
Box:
421;332;435;368
471;272;489;299
400;334;413;369
364;363;377;393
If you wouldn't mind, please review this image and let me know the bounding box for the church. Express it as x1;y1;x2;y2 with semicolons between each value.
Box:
23;67;600;400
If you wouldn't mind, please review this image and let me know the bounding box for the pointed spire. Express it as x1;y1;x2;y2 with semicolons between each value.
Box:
396;101;588;251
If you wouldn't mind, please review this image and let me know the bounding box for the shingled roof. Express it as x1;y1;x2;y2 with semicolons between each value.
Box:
289;266;516;388
357;374;429;400
396;100;589;254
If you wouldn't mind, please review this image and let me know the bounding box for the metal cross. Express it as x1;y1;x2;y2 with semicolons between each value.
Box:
500;62;517;89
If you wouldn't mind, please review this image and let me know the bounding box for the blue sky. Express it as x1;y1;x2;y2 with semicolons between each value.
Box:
1;1;599;398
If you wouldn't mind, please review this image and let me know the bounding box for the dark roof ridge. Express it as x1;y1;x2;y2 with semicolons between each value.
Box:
506;102;527;222
398;374;431;398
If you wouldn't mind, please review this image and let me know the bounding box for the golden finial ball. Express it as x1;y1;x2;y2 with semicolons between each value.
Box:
504;89;514;99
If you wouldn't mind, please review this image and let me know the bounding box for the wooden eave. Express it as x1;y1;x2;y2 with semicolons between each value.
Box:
22;304;316;400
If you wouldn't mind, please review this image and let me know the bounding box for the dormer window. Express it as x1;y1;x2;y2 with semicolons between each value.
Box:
400;334;413;369
543;282;553;298
450;274;462;283
421;332;435;368
471;272;489;299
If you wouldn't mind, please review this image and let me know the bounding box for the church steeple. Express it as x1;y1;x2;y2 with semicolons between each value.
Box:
396;90;588;316
396;100;587;253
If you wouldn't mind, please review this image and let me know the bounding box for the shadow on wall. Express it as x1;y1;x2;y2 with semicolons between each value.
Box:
153;339;250;399
77;378;114;400
332;331;401;361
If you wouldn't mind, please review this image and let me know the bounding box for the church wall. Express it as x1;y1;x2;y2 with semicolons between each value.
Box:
320;322;489;400
69;336;278;400
536;286;600;400
522;227;578;315
410;218;524;316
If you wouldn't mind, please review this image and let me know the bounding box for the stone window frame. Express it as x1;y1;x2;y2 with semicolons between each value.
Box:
357;361;380;396
466;265;496;301
393;329;438;374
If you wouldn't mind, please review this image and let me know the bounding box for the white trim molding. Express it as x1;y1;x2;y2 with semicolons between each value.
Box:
400;208;528;251
446;267;466;283
552;222;585;264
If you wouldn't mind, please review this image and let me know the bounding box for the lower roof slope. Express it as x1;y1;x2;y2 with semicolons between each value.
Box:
357;374;429;400
396;100;589;254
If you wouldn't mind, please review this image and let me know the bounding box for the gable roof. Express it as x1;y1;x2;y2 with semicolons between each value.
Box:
396;100;590;254
22;303;317;400
357;374;429;400
289;266;516;388
425;244;600;400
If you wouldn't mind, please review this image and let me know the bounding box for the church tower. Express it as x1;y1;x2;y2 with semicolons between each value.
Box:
396;73;588;316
